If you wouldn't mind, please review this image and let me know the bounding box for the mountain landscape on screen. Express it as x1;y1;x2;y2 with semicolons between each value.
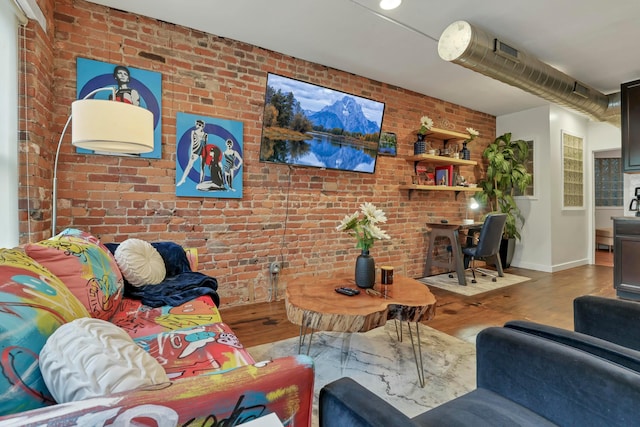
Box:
306;96;381;135
260;73;385;174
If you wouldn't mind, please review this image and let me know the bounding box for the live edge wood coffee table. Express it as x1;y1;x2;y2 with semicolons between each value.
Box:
285;274;436;387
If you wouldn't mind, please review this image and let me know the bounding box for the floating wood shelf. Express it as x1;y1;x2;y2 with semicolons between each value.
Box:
404;154;477;167
403;128;478;199
399;184;482;200
421;127;469;141
399;185;482;192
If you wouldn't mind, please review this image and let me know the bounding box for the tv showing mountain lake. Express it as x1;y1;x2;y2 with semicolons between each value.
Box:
259;73;386;174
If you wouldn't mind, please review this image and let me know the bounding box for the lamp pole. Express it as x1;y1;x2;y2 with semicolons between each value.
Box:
51;87;117;237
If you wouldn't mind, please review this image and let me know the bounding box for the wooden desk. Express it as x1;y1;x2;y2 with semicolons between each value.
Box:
285;274;436;386
424;221;482;286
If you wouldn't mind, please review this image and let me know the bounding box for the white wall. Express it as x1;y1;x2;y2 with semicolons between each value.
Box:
497;106;620;272
497;106;551;271
595;208;621;230
0;1;21;248
549;105;590;271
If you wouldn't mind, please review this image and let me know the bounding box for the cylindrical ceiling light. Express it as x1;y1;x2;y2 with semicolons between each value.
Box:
379;0;401;10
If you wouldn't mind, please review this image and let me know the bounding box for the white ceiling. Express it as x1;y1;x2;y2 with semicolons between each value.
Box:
87;0;640;119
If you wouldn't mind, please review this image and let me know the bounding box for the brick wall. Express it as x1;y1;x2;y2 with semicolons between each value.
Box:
20;0;495;306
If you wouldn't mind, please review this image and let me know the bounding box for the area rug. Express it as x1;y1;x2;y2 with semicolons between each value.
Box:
248;322;476;427
418;271;531;296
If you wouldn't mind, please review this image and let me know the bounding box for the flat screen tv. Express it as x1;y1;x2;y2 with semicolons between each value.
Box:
259;73;386;174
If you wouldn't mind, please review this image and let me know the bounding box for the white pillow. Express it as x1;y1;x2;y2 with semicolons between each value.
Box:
114;238;166;286
39;318;170;403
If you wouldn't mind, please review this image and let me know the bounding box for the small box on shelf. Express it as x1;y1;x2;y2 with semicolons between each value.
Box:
412;173;435;186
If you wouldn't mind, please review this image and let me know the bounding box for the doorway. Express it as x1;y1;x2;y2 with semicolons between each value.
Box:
593;149;622;267
595;248;613;267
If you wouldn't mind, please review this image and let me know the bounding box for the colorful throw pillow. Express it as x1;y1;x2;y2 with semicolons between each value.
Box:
24;231;124;320
114;238;166;286
0;248;89;416
39;318;169;403
55;227;105;246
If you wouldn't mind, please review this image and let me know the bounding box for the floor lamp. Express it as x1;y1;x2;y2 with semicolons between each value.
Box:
52;87;154;236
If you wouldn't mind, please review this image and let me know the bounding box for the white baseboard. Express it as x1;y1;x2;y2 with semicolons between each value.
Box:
511;258;589;273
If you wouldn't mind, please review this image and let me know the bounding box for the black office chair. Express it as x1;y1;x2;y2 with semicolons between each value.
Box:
461;213;507;283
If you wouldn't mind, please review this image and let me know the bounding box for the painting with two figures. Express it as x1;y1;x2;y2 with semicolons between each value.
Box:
175;112;243;198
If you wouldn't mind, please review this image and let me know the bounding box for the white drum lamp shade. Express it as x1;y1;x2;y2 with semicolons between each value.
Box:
52;91;155;236
71;99;154;153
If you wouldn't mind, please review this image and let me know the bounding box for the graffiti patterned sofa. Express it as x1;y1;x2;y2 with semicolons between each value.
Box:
0;229;313;426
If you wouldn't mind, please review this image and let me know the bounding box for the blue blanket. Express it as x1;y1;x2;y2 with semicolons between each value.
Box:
126;271;219;308
105;242;220;308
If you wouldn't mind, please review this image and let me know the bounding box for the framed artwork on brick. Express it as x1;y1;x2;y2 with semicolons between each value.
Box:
378;131;397;156
176;112;244;199
76;57;162;159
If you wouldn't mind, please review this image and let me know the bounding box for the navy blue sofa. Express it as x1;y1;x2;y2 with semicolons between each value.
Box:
504;295;640;368
573;294;640;351
319;326;640;427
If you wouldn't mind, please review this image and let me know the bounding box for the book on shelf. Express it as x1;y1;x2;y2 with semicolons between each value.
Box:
435;165;453;186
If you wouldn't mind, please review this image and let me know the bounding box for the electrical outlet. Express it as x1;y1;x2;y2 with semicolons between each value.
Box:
270;262;281;274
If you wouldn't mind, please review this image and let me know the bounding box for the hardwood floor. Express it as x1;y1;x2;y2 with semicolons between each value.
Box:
595;248;614;267
220;264;616;348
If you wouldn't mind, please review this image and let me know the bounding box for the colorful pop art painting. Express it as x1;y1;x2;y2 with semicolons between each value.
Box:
76;57;163;158
176;112;244;198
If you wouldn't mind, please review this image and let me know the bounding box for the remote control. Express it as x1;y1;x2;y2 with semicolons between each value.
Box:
335;287;360;296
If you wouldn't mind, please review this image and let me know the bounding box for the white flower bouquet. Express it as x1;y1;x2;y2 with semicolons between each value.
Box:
419;115;434;135
465;127;479;143
337;202;390;251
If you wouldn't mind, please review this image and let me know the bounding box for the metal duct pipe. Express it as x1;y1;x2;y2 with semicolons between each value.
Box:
438;20;620;125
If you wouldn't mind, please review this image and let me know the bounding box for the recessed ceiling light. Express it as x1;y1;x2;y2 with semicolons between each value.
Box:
379;0;401;10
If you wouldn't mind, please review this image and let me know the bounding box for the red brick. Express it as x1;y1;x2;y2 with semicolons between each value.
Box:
19;0;495;308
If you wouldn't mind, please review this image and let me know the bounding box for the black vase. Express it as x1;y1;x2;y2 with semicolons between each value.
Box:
461;142;471;160
355;249;376;288
414;133;426;155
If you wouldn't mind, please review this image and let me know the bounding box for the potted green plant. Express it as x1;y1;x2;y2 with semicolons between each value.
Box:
476;132;532;268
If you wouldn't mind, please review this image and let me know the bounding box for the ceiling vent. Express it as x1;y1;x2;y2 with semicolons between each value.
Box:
438;20;620;125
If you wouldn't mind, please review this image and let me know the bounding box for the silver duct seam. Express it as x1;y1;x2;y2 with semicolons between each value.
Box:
438;21;620;125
